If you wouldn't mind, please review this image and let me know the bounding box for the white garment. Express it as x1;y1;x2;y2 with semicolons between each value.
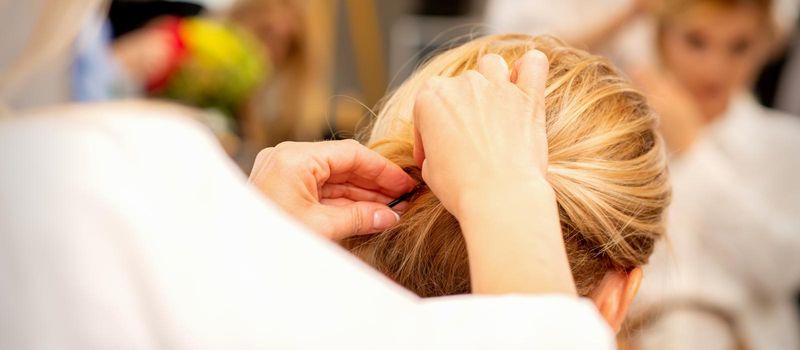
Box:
0;101;615;349
633;96;800;350
776;32;800;116
484;0;658;66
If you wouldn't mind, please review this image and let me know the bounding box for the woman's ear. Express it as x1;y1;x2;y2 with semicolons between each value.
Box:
589;267;643;332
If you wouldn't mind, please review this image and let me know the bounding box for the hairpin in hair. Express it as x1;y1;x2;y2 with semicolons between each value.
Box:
387;183;426;208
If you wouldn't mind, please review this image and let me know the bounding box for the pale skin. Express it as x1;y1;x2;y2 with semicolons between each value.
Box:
250;51;642;332
248;139;416;240
633;4;772;155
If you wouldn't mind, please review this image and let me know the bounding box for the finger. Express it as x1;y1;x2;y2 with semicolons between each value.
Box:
477;53;509;84
420;159;431;185
312;140;417;198
313;202;401;240
513;50;549;99
413;122;425;168
321;183;394;204
248;147;274;183
320;198;356;207
320;197;410;213
413;79;442;167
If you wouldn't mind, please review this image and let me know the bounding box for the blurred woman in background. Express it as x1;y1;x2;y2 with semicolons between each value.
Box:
627;0;800;348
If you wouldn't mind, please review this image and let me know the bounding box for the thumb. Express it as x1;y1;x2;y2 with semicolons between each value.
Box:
316;202;401;240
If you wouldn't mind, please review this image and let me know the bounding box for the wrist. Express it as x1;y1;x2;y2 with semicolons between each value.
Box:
453;179;577;295
455;177;555;222
457;179;560;248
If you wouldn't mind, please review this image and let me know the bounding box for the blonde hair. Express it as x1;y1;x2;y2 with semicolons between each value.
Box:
342;34;671;296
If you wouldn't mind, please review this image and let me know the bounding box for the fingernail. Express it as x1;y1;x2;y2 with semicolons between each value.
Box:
373;210;401;230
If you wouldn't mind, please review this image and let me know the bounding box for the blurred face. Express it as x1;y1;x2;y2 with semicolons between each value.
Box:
660;4;770;120
234;1;302;68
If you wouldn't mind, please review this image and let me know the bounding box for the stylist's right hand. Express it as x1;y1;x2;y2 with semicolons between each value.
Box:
413;50;552;219
414;51;576;295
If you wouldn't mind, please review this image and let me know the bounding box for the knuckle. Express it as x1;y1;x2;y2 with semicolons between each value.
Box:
349;206;364;234
341;138;361;148
415;88;433;103
271;142;302;166
463;70;484;81
462;70;489;87
420;77;445;94
273;141;297;154
480;53;505;65
255;147;275;163
337;139;365;156
415;88;437;110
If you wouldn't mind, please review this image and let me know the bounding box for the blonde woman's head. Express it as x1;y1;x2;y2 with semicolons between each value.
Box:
342;34;670;327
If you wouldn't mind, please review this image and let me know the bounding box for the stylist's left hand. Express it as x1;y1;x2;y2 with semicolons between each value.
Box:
249;140;417;240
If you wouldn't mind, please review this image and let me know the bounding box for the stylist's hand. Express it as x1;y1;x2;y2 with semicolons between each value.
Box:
413;51;552;219
249;140;417;240
413;51;576;295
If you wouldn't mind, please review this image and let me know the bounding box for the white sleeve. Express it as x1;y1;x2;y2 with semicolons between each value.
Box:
632;309;738;350
485;0;587;36
485;0;551;34
484;0;636;38
669;136;800;296
0;105;614;349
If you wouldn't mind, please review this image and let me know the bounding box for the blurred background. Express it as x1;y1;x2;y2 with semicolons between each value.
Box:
4;0;799;168
2;1;800;348
1;0;498;171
